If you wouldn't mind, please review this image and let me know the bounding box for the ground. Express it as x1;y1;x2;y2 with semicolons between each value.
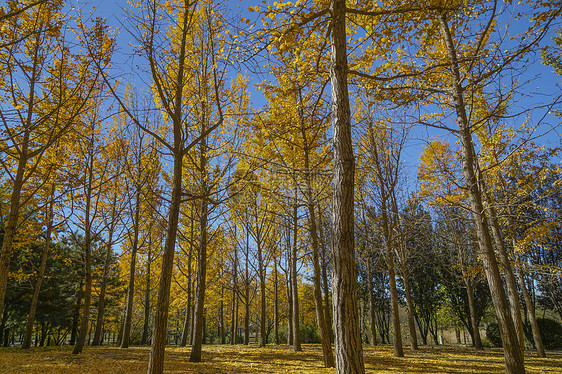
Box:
0;344;560;373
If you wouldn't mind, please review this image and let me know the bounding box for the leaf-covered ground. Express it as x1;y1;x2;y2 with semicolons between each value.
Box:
0;344;560;373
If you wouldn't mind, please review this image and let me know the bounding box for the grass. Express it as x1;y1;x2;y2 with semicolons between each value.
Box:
0;344;560;373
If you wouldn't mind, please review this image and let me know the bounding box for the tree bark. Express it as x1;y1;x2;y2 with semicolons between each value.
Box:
146;138;183;374
464;278;483;349
438;13;525;374
329;0;365;372
516;253;546;357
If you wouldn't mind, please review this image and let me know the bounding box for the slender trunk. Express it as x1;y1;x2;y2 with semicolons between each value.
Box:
70;280;84;345
146;142;183;374
22;187;55;349
121;187;142;348
301;118;334;366
286;229;294;346
230;234;238;345
464;278;483;349
481;189;525;352
291;199;302;352
366;260;377;346
438;14;525;374
318;217;334;343
93;197;117;346
402;270;418;351
274;256;279;345
180;212;194;347
189;128;209;362
330;1;365;371
141;239;152;346
220;287;225;344
73;144;96;355
517;253;546;357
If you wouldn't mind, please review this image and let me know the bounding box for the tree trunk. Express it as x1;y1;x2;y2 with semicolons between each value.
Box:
329;0;365;372
274;256;280;345
402;270;418;351
141;239;152;346
22;187;55;349
146;141;183;374
464;278;483;349
230;234;238;345
73;147;96;355
180;212;194;347
291;200;302;352
367;260;377;346
121;188;142;348
516;253;546;357
93;198;117;346
438;13;525;374
301;118;334;367
189;128;210;362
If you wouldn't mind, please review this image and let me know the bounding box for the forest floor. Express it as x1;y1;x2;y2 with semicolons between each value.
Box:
0;344;560;373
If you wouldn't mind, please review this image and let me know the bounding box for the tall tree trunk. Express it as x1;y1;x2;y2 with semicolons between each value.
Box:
121;188;142;348
329;0;365;372
189;127;209;362
438;14;525;374
146;141;183;374
402;268;418;351
73;144;96;355
274;256;279;345
286;228;294;346
180;211;194;347
301;118;334;367
70;279;84;345
516;253;546;357
22;186;55;349
141;238;152;346
291;200;302;352
480;188;525;352
230;233;238;345
318;216;334;343
464;278;483;349
93;196;118;346
366;259;377;346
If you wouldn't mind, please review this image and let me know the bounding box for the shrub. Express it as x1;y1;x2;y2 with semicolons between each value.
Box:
486;322;502;347
535;318;562;349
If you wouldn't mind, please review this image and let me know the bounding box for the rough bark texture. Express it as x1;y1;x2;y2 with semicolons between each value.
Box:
330;0;365;372
146;153;182;373
438;14;525;374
